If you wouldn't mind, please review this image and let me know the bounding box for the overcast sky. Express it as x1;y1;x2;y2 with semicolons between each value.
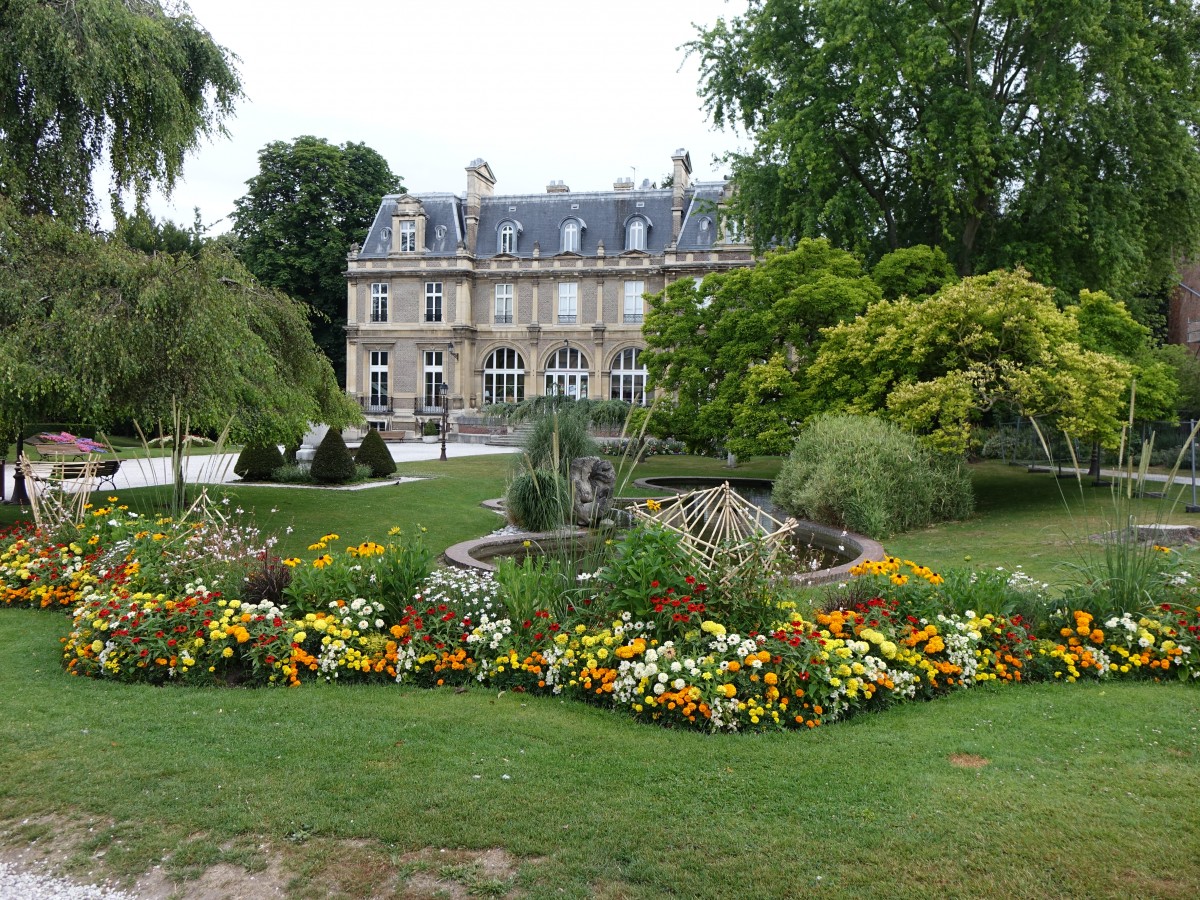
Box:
141;0;750;233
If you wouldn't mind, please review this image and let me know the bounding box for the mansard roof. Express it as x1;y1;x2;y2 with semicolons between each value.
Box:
355;179;729;260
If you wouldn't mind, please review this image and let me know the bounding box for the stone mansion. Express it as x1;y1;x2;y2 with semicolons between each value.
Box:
343;149;754;436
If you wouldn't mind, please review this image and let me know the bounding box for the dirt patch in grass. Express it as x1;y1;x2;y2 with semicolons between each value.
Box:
947;753;990;768
399;847;522;899
0;816;527;899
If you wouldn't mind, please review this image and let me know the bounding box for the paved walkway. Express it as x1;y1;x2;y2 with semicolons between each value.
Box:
1;441;519;502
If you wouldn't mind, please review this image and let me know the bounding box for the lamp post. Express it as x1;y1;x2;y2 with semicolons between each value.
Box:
439;381;449;461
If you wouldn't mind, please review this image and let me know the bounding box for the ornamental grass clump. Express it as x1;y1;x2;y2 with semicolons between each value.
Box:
505;468;572;532
772;414;974;539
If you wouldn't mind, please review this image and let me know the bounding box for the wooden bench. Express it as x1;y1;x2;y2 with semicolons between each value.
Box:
21;458;121;491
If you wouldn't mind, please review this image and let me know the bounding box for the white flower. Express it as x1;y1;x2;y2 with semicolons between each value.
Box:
672;678;685;690
375;619;384;629
358;619;370;630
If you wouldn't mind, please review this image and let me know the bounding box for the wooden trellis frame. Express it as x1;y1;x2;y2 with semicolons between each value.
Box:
17;454;100;531
628;482;799;579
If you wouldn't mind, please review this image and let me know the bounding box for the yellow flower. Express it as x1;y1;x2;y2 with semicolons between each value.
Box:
645;498;662;512
222;647;234;658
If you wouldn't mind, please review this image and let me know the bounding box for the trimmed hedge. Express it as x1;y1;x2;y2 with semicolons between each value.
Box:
355;429;396;477
233;442;285;481
310;429;357;484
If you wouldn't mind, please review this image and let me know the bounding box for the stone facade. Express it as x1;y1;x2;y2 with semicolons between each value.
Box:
343;149;754;436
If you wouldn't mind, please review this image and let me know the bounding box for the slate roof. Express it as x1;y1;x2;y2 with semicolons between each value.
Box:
356;179;728;260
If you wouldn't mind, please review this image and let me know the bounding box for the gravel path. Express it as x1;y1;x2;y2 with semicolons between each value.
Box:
0;862;142;900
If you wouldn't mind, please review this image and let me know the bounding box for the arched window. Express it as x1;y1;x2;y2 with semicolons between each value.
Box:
544;346;589;399
561;219;580;253
483;348;525;405
697;216;713;245
626;217;646;252
610;348;648;405
498;222;516;255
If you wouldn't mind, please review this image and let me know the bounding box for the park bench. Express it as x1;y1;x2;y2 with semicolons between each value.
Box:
21;457;122;491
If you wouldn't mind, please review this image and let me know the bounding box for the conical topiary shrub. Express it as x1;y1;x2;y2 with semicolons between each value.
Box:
354;428;396;477
309;428;357;484
233;442;285;480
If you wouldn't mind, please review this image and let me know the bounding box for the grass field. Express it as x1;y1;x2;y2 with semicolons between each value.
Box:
1;611;1197;899
2;453;1200;897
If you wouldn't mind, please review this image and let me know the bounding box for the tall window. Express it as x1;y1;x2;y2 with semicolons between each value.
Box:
561;219;580;253
499;222;515;254
399;220;416;252
483;348;525;404
626;217;646;251
424;282;443;323
494;284;513;324
423;350;444;408
623;281;644;323
610;348;648;404
545;346;589;399
558;282;578;323
370;283;388;323
368;350;389;409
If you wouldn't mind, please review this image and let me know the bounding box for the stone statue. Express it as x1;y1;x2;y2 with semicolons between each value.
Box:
570;456;616;526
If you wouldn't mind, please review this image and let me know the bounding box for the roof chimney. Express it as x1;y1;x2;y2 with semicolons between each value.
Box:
671;148;693;242
545;179;570;193
613;177;634;191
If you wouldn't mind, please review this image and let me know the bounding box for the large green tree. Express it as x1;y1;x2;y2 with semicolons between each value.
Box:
231;137;401;383
642;239;880;454
0;200;361;506
805;268;1141;454
0;0;241;225
690;0;1200;299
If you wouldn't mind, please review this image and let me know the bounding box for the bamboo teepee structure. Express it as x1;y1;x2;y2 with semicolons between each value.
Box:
629;482;799;579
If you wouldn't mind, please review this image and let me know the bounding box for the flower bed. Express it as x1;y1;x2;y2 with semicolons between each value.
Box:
2;508;1197;734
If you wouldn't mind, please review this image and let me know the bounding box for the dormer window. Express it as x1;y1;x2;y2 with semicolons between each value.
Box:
626;216;647;252
561;219;581;253
399;220;416;252
498;221;517;255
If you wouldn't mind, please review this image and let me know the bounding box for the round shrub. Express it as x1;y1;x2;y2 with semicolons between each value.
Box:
233;442;285;480
506;469;572;532
355;428;397;477
772;415;974;539
309;428;357;484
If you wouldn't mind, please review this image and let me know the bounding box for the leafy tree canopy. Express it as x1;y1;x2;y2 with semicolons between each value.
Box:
0;0;242;225
231;136;402;383
642;239;880;454
871;245;957;302
0;200;361;449
805;268;1144;453
690;0;1200;300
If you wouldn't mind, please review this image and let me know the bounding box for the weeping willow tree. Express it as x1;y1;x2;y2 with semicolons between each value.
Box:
0;202;361;510
0;0;242;225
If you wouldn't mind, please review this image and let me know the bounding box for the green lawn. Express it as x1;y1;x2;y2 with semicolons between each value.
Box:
3;455;1200;896
1;610;1197;899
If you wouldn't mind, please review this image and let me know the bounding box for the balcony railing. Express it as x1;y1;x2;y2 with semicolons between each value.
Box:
358;395;392;415
623;313;644;324
558;314;577;324
414;398;448;416
494;313;513;324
